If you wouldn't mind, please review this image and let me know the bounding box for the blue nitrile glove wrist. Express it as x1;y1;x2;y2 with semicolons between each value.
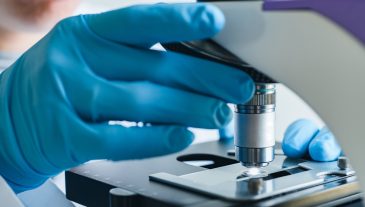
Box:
0;3;255;193
282;119;342;161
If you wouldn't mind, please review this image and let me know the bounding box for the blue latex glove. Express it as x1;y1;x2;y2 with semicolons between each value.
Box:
219;112;234;139
0;3;255;193
282;119;342;161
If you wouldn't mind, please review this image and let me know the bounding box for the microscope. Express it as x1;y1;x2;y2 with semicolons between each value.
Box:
234;82;276;172
164;40;279;171
65;0;365;206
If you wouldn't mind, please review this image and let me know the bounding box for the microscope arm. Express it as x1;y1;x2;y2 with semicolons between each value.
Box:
212;1;365;191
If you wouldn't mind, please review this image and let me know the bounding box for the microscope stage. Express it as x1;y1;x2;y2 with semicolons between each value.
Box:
150;155;356;202
66;140;362;207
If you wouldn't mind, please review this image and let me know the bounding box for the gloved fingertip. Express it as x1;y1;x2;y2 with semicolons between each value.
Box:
167;127;195;152
309;128;341;162
282;147;302;159
231;75;255;104
195;4;225;36
282;119;319;158
309;141;341;162
216;103;233;127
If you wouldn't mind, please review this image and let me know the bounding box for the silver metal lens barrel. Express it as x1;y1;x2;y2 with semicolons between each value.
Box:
235;147;274;167
234;83;276;167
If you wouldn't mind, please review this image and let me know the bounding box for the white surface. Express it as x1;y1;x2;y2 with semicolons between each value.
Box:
18;180;75;207
0;176;24;207
213;0;365;192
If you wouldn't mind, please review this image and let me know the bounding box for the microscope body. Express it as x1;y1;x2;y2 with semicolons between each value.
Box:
211;0;365;192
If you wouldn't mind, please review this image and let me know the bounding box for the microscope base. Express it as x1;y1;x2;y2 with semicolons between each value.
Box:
65;140;362;207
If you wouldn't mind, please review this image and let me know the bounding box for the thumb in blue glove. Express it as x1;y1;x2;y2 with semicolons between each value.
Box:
282;119;342;161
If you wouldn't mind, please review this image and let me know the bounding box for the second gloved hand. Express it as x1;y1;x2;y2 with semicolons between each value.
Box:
0;3;255;193
282;119;342;161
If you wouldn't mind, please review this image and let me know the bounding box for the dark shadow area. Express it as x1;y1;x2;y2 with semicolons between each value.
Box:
177;153;238;169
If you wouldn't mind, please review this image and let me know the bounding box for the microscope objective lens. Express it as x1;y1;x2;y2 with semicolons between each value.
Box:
234;83;276;168
237;167;268;180
246;168;261;176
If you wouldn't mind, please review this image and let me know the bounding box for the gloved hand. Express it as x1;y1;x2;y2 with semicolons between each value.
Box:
282;119;342;161
0;3;255;193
